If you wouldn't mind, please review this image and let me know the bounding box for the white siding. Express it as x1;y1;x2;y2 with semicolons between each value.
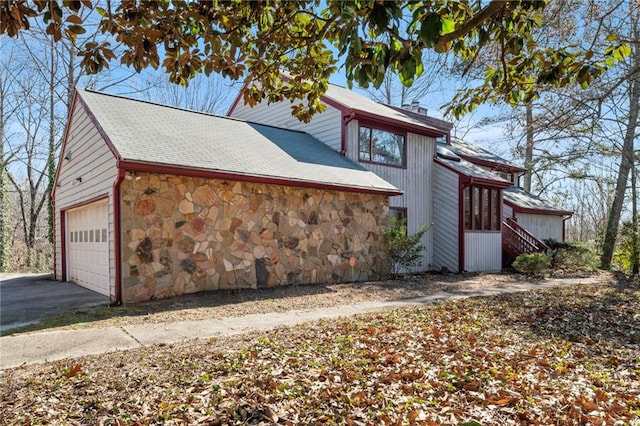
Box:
433;164;459;272
464;231;502;272
515;213;565;242
503;203;513;219
54;101;117;298
230;98;343;151
346;120;434;271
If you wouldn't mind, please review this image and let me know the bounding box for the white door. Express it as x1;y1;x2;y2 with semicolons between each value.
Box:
67;199;110;296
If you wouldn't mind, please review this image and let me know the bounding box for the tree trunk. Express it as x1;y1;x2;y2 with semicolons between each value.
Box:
631;158;639;275
600;30;640;268
47;36;56;244
523;102;534;192
0;66;9;272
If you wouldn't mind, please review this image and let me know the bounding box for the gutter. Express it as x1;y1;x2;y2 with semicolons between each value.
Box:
110;166;126;307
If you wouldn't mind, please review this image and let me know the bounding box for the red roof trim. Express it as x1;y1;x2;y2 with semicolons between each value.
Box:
226;81;250;116
504;199;573;216
76;91;121;160
117;160;403;196
52;91;79;201
457;154;527;173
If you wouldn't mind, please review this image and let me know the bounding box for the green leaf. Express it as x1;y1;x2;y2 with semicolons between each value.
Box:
440;18;455;35
419;13;441;48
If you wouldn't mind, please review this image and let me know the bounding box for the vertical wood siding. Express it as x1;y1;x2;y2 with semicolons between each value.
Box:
346;121;434;271
54;102;117;296
503;203;513;219
230;99;342;151
433;164;459;272
464;231;502;272
515;213;564;242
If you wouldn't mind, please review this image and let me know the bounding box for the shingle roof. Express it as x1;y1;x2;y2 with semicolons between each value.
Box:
77;89;401;195
435;143;512;186
504;186;573;215
323;84;446;136
449;138;526;172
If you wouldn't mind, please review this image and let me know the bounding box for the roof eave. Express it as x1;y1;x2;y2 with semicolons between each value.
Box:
457;154;527;173
434;159;513;188
320;96;447;138
117;160;403;197
504;199;573;216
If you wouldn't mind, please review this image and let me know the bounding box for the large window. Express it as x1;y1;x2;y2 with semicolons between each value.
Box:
463;185;501;231
359;126;406;166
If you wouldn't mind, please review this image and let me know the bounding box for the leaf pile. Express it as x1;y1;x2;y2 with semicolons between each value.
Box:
1;281;639;425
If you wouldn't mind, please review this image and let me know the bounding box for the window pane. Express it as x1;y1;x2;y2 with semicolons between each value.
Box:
492;190;501;230
359;126;405;166
95;229;100;242
358;127;371;162
79;231;83;242
464;187;471;230
102;228;107;242
89;229;94;242
84;230;88;242
473;187;481;230
483;188;490;230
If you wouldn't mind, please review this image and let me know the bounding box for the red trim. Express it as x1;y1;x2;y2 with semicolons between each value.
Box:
59;194;109;285
458;181;465;272
58;208;64;281
226;81;250;116
357;121;408;168
75;91;122;160
341;112;356;155
118;160;403;196
456;154;527;174
387;105;454;131
62;193;109;212
504;199;573;216
52;92;79;201
435;159;512;189
113;168;125;305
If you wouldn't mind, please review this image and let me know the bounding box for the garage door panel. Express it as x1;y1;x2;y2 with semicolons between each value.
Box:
67;200;110;296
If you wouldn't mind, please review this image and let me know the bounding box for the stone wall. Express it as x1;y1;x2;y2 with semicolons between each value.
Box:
120;172;390;303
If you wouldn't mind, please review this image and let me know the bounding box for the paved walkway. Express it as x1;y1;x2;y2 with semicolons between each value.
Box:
0;277;602;370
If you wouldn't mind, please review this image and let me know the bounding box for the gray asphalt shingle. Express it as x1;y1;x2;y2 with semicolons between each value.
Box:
78;89;400;194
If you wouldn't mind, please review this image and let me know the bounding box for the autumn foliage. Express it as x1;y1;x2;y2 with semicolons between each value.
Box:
1;280;638;424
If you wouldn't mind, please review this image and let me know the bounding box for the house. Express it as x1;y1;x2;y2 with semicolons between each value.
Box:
229;84;450;271
52;89;402;304
228;82;573;272
437;138;573;268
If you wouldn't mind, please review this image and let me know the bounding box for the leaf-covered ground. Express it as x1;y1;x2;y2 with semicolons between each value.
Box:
2;279;639;425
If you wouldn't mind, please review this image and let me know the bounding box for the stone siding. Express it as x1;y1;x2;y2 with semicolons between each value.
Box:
120;172;390;303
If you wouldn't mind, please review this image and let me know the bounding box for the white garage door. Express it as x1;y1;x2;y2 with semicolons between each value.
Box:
67;199;110;296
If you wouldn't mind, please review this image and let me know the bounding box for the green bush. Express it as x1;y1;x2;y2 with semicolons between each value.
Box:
612;219;639;273
512;252;552;277
544;239;599;271
382;217;430;276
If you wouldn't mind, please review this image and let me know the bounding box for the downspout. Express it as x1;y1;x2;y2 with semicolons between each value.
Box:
341;112;356;155
562;215;571;242
110;166;126;307
458;181;466;273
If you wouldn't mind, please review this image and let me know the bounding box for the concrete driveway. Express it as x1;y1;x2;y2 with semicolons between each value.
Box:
0;273;108;335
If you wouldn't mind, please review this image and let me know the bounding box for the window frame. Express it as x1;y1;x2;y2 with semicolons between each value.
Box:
358;125;407;168
463;185;502;231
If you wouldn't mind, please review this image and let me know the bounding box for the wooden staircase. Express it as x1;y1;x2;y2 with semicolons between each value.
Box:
502;217;549;265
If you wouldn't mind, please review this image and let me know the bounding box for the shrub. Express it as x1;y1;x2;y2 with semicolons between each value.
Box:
544;239;599;271
382;217;430;276
512;252;552;277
